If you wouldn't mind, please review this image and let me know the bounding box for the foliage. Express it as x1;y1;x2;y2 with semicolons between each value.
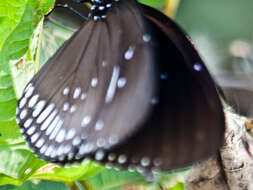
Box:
0;0;187;189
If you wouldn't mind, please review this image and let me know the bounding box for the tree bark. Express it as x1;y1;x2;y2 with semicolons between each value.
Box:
186;108;253;190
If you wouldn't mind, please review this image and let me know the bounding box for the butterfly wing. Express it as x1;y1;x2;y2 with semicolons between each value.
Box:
17;0;157;163
95;4;225;172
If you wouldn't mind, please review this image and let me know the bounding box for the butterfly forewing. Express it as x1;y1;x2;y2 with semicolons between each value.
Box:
17;0;157;163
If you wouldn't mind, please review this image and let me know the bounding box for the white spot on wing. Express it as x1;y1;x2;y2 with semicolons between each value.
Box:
24;83;33;92
95;150;105;161
35;138;45;148
26;125;36;135
28;94;39;108
80;93;87;100
93;15;100;21
193;63;203;71
141;157;150;167
117;77;127;88
66;128;76;140
128;165;136;172
40;109;58;131
109;135;119;145
51;150;57;158
63;103;70;111
19;97;27;109
118;154;127;164
95;120;104;131
45;116;60;135
108;153;116;161
97;138;106;147
49;119;64;140
63;87;70;95
31;132;40;143
124;46;135;60
99;6;105;10
91;78;98;87
142;34;151;42
24;118;33;128
56;145;64;156
16;107;20;115
70;105;77;113
72;136;81;146
55;129;66;143
63;144;71;154
40;144;48;154
79;143;94;154
45;145;54;156
106;3;112;8
20;109;28;120
105;66;120;103
33;100;46;117
73;87;81;99
37;104;55;124
102;61;107;67
68;152;74;160
25;86;35;98
81;116;91;127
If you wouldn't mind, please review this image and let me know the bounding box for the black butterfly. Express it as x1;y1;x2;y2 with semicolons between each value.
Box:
16;0;225;175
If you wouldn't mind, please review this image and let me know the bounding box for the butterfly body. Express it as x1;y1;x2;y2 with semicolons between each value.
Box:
16;0;225;174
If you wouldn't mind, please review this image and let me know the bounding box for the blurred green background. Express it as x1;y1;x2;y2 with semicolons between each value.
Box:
176;0;253;76
176;0;253;117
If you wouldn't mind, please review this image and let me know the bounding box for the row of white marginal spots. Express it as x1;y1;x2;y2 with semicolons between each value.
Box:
17;83;164;166
16;82;122;160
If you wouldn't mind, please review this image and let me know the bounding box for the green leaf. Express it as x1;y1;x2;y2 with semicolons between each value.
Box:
86;169;146;190
0;145;47;186
154;169;189;189
30;160;104;183
0;1;55;186
0;1;55;185
0;180;69;190
0;100;17;121
138;0;165;10
0;119;23;145
169;183;184;190
0;174;25;187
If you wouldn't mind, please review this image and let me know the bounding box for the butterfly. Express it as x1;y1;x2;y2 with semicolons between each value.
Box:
16;0;225;176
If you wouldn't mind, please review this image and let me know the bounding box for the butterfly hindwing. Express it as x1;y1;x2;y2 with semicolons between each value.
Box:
93;4;225;172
